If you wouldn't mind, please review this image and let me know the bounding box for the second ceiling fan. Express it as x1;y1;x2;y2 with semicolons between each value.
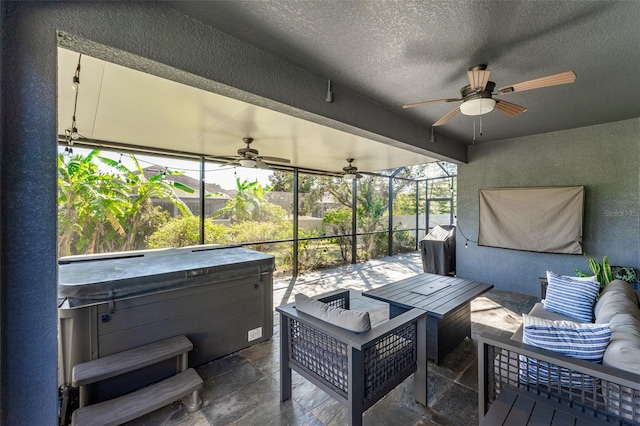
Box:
340;158;363;181
403;65;576;127
217;137;290;168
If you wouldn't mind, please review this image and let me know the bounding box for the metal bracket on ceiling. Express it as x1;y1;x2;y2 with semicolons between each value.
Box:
325;80;334;103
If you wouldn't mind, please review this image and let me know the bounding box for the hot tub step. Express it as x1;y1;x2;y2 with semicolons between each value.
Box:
71;368;203;426
72;335;193;386
69;335;202;425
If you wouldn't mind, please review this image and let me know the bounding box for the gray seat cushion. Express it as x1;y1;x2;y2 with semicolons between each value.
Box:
595;280;640;324
603;313;640;374
593;280;640;375
601;279;637;299
295;293;371;333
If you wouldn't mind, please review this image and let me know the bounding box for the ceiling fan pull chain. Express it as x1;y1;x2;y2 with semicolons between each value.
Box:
480;115;483;137
473;120;476;144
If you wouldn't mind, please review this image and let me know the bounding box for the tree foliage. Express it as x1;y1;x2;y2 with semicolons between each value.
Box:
147;216;228;248
149;178;292;249
268;171;326;216
322;207;353;262
212;178;287;222
57;150;194;256
59;150;454;275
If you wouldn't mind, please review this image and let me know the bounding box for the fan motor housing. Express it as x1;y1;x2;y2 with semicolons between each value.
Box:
238;147;259;157
460;81;495;99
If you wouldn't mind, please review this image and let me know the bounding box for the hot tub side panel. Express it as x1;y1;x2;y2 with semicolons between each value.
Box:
58;268;273;403
96;272;273;363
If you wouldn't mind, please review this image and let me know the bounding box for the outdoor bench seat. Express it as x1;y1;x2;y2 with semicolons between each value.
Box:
479;278;640;425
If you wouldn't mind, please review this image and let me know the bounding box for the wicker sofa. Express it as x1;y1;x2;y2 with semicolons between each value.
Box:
277;290;427;426
478;278;640;425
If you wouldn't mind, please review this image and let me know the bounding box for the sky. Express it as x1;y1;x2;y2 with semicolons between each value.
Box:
60;146;274;190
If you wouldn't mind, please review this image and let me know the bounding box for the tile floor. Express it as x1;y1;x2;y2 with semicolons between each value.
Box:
126;252;538;426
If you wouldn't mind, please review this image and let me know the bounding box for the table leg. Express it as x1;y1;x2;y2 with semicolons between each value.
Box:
414;314;427;406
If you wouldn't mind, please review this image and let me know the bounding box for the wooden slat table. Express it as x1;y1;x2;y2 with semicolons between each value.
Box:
363;273;493;364
481;385;611;425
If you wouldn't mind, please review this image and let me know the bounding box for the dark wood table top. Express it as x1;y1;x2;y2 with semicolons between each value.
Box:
363;273;493;318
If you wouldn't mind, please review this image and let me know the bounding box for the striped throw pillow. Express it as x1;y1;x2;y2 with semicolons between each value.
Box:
544;271;600;322
520;314;611;387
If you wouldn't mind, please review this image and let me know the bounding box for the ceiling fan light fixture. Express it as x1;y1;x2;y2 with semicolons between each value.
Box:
460;98;496;116
343;173;356;181
239;158;257;168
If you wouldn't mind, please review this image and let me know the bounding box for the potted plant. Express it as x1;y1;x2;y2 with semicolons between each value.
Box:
576;256;640;290
611;265;640;290
575;255;611;289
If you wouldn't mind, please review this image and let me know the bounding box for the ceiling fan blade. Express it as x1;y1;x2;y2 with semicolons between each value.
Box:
255;158;271;169
497;71;576;94
467;68;491;91
259;155;291;164
494;100;528;117
402;98;460;109
433;107;460;127
211;156;240;167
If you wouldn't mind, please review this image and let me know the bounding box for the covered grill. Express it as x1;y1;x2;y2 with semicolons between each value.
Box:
419;225;456;275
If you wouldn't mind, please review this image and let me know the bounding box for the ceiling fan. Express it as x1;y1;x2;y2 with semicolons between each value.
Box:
340;158;363;181
217;137;290;168
403;65;576;127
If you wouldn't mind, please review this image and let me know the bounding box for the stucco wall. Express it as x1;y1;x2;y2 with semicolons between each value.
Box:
456;118;640;296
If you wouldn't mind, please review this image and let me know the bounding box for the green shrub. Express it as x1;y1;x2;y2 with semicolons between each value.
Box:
254;203;288;223
227;220;292;245
393;230;416;254
147;216;228;248
296;228;325;273
322;207;352;262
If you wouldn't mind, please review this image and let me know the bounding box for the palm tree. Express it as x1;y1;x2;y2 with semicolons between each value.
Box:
97;154;194;250
57;150;128;256
58;150;195;255
213;177;270;222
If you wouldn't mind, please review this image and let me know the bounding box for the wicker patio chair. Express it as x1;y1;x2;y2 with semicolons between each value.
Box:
277;289;427;426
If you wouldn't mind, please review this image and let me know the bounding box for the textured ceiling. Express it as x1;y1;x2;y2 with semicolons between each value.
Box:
163;0;640;145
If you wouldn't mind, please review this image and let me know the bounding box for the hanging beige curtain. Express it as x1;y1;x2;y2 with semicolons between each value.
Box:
478;186;584;254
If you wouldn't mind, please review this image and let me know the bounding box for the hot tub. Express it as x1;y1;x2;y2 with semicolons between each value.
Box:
57;245;274;403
